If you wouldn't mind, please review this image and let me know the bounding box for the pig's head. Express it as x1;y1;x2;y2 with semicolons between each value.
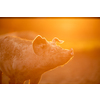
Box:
32;35;74;70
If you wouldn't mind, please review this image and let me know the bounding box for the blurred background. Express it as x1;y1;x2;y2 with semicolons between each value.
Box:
0;17;100;84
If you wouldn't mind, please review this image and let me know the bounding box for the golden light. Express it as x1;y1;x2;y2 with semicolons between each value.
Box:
0;18;100;84
0;18;100;51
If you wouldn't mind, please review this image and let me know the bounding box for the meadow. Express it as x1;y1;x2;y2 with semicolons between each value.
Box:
40;49;100;84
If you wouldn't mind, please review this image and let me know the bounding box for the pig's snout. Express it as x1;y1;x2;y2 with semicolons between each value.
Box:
70;48;74;56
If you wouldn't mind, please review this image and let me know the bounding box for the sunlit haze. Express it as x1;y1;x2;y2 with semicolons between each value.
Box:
0;18;100;51
0;17;100;84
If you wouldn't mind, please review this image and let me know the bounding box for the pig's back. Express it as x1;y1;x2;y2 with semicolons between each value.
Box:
0;36;32;58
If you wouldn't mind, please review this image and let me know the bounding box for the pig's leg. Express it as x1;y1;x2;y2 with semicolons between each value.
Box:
23;80;30;84
15;81;25;84
14;78;25;84
30;76;41;84
12;75;26;84
9;77;23;84
9;78;15;84
0;70;2;84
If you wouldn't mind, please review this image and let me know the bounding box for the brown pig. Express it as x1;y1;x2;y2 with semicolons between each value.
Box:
0;35;74;84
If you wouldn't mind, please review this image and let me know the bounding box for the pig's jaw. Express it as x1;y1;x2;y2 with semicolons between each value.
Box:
34;47;74;73
36;55;73;73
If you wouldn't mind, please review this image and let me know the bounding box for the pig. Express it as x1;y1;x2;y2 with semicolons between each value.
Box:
0;35;74;84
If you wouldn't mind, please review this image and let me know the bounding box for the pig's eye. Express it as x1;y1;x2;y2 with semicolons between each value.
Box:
42;45;46;49
42;45;44;48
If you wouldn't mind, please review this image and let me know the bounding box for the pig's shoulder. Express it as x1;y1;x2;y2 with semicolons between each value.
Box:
0;36;33;60
0;36;32;54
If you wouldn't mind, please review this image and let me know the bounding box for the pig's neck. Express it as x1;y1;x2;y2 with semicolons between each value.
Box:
35;58;58;74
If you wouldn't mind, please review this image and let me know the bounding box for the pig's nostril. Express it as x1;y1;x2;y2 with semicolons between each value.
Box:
71;51;74;56
70;48;74;56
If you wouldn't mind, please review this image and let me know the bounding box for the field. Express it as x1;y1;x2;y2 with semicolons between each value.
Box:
2;48;100;84
39;48;100;84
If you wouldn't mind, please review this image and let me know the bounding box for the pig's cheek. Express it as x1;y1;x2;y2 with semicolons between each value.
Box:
50;50;55;55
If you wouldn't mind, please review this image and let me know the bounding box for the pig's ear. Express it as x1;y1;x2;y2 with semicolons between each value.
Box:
32;35;47;55
52;37;64;44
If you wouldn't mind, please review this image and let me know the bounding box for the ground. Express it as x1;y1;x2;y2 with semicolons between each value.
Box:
2;48;100;84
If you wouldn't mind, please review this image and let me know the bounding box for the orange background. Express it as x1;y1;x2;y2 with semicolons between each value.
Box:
0;17;100;51
0;17;100;84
